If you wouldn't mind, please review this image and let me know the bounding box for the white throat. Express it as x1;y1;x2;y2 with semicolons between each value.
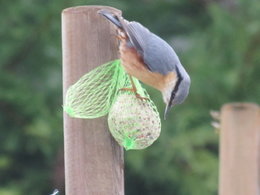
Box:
162;77;178;104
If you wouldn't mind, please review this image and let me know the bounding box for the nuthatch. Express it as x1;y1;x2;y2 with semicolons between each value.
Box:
98;10;191;119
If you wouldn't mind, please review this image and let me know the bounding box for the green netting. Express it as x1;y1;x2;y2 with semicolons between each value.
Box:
64;59;161;150
108;92;161;150
64;59;126;118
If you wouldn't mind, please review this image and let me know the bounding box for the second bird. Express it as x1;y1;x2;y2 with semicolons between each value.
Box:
98;9;191;119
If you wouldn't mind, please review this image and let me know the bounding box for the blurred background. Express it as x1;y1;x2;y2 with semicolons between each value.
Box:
1;0;260;194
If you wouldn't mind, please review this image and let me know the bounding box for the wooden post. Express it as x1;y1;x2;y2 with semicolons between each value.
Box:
62;6;124;195
219;103;260;195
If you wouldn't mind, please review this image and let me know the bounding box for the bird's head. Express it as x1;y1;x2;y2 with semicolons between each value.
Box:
163;67;190;119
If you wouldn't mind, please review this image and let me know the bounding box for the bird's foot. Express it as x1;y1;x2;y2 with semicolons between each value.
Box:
135;93;149;101
119;88;149;101
111;33;125;41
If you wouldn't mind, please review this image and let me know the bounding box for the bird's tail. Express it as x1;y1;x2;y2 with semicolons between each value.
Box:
98;10;123;29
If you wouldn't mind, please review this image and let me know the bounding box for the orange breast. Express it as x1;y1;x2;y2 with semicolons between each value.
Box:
119;40;177;92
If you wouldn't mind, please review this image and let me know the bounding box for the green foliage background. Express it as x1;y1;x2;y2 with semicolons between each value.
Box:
0;0;259;194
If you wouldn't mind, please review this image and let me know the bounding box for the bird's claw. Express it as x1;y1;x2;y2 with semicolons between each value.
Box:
135;93;149;101
111;33;125;41
119;88;149;101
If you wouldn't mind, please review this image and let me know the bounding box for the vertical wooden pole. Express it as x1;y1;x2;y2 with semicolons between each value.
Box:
62;6;124;195
219;103;260;195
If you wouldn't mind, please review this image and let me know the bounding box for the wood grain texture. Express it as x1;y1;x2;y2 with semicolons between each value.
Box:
62;6;124;195
219;103;260;195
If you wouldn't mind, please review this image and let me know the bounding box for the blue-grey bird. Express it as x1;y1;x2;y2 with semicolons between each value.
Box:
98;10;191;119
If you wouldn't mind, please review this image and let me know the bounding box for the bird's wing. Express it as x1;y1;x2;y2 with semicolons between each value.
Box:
123;22;148;54
124;22;177;75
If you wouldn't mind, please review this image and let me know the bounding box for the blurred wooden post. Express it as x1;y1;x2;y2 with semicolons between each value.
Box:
62;6;124;195
219;103;260;195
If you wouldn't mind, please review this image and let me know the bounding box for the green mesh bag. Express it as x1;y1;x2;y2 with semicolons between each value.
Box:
108;87;161;150
64;59;161;150
64;60;126;118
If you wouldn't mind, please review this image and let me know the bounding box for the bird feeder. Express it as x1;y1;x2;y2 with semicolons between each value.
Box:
64;59;161;150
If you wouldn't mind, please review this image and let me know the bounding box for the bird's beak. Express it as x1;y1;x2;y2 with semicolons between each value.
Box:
164;104;171;120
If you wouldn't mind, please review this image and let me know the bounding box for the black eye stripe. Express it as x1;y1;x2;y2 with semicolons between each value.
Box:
169;67;183;106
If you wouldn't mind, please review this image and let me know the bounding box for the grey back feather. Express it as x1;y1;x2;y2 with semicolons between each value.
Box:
124;22;180;75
